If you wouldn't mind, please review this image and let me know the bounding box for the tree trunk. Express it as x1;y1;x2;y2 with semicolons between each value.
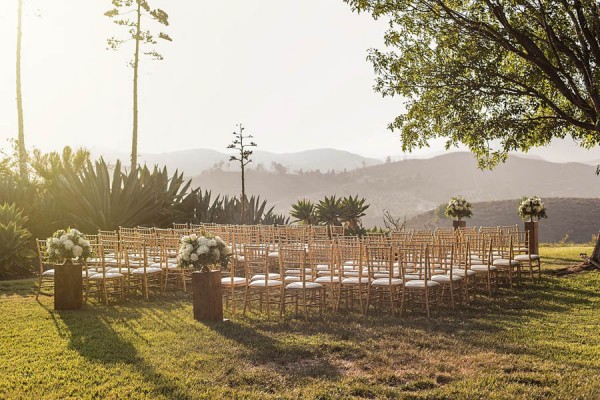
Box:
131;0;141;173
16;0;27;181
240;161;245;223
591;230;600;264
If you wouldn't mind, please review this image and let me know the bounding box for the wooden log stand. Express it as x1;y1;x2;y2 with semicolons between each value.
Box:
192;270;224;322
524;220;539;255
54;263;83;310
453;220;466;230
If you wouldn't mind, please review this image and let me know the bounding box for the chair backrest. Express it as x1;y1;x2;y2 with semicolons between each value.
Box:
243;244;271;282
279;245;309;283
173;222;189;230
36;239;51;274
364;244;395;282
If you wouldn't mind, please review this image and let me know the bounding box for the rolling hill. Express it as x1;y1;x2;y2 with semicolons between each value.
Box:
190;152;600;229
406;198;600;243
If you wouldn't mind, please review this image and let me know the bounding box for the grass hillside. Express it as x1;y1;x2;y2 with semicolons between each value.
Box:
407;197;600;243
191;152;600;227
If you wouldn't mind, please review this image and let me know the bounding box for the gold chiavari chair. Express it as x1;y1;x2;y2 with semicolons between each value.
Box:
400;244;439;318
470;238;498;296
336;239;369;313
430;242;462;308
161;235;191;292
173;222;189;230
329;225;345;238
86;242;125;304
280;246;325;320
122;237;163;299
513;230;541;281
311;225;330;241
35;239;54;299
309;240;339;306
221;252;247;314
492;233;520;287
365;244;402;316
119;226;138;237
243;244;283;318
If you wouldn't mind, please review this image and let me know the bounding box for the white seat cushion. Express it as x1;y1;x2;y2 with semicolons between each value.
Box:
371;278;403;286
130;267;162;275
493;259;520;267
470;265;498;272
514;254;540;261
221;277;247;286
316;264;331;271
268;252;279;258
405;280;440;288
341;277;370;284
451;269;477;277
431;274;462;282
284;275;302;283
249;280;283;287
285;282;322;290
404;274;421;281
314;276;341;283
89;272;124;280
42;269;55;277
251;273;280;281
285;268;312;275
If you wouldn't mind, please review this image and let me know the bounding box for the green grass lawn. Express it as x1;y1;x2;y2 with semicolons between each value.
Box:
1;246;599;399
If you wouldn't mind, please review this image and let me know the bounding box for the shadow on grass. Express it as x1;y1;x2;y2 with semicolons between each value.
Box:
204;318;341;379
0;278;37;297
39;298;195;400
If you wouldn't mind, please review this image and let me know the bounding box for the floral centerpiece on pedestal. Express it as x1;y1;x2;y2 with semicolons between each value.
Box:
46;228;92;264
445;196;473;221
177;232;232;273
518;196;547;221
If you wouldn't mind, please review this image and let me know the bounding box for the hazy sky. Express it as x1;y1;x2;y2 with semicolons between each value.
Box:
1;0;599;162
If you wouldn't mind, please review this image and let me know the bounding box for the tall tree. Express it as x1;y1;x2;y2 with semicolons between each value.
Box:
105;0;172;172
344;0;600;168
15;0;27;180
346;0;600;263
227;124;257;223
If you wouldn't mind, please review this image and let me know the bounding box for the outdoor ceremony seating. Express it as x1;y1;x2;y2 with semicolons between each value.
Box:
35;223;542;319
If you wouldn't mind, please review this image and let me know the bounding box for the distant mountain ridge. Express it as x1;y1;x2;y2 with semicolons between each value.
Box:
91;147;381;176
189;152;600;228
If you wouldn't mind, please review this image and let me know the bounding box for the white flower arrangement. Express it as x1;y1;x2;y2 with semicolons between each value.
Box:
518;196;547;221
46;228;92;264
445;196;473;221
177;232;232;272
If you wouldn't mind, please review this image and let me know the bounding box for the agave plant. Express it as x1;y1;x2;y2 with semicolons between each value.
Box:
340;195;370;230
48;158;191;232
315;195;343;226
0;203;36;278
290;199;317;225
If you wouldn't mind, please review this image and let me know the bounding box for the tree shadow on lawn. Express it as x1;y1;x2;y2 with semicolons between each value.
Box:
0;278;38;298
44;300;196;400
204;318;342;380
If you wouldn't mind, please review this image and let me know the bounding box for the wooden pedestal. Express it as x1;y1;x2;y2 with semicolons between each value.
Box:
453;220;466;230
524;220;539;255
54;263;83;310
192;270;224;322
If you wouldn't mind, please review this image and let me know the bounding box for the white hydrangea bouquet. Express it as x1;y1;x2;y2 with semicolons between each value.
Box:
445;196;473;221
518;196;547;221
177;232;232;272
46;228;92;264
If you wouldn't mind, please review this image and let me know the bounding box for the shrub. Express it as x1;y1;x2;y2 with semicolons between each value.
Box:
0;203;36;278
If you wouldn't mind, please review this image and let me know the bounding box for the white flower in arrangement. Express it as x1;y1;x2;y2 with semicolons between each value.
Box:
518;196;547;221
72;245;83;258
46;228;92;263
445;196;473;221
177;231;233;272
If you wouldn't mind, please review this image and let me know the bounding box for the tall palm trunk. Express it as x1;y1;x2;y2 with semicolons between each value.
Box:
16;0;27;180
131;0;141;173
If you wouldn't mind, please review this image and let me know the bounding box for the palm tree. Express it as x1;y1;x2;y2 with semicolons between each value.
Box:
290;199;316;225
315;196;343;226
340;195;370;230
16;0;27;180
